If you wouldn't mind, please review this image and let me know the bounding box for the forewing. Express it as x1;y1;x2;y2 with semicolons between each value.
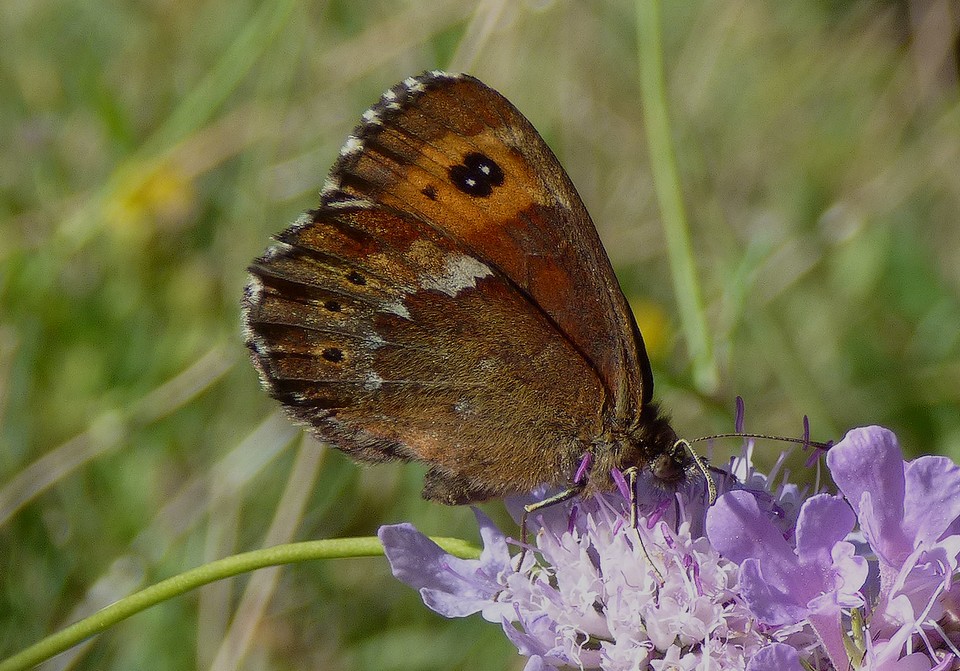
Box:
322;71;654;424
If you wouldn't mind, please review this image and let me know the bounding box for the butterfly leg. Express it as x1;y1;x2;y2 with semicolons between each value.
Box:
515;451;595;568
514;484;585;570
621;465;665;583
622;466;640;528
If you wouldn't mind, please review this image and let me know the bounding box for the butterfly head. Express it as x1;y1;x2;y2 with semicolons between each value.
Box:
632;407;694;488
590;403;704;497
649;440;693;487
589;403;692;493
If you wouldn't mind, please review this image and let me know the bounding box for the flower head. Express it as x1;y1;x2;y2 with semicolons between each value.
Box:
384;491;765;670
379;426;960;670
826;427;960;667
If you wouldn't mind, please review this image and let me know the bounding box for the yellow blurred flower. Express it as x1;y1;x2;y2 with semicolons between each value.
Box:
629;297;671;361
104;161;197;241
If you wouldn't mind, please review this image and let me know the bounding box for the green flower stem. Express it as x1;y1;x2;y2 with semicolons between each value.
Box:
0;536;479;671
636;0;718;392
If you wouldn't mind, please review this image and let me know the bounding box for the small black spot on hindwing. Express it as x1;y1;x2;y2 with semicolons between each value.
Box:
347;271;366;285
324;300;342;312
421;184;438;200
449;153;504;198
322;347;344;362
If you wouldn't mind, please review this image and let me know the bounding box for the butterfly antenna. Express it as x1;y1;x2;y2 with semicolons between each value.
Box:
677;439;717;504
689;432;833;452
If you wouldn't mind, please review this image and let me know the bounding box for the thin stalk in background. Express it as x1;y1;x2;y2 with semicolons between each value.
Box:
636;0;718;393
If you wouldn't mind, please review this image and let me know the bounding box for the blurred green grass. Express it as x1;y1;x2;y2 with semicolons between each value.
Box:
2;1;960;669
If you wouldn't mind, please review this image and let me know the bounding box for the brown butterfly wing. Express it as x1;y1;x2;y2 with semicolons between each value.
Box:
321;72;655;423
243;71;655;503
244;204;604;503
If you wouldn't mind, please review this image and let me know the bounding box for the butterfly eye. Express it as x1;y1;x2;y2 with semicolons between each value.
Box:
449;152;504;197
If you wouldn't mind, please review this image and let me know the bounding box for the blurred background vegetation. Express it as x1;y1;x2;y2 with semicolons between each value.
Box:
2;0;960;669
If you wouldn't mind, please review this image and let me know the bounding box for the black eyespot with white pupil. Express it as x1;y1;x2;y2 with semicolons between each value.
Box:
449;153;504;198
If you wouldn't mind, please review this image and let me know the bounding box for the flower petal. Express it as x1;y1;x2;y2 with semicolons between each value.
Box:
902;456;960;547
379;514;509;619
474;507;512;574
739;558;808;625
827;426;913;564
795;494;855;565
706;490;794;566
746;643;804;671
379;522;461;592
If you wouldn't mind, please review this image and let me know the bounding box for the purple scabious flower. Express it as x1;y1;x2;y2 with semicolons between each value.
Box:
379;426;960;670
825;427;960;669
382;491;765;671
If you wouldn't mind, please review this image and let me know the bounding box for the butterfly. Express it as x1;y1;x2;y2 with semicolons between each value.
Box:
242;71;698;507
